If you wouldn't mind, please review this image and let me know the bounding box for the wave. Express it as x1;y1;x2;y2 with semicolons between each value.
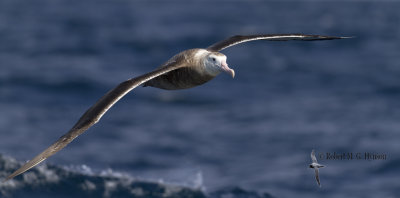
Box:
0;154;274;198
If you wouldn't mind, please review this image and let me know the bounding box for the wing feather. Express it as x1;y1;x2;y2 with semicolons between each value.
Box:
4;61;186;181
311;149;318;163
315;168;321;187
207;34;350;52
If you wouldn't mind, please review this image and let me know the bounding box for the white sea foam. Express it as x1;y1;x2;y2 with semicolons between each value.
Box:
0;154;209;198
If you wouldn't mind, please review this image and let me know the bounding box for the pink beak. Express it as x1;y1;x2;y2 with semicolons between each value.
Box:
221;61;235;78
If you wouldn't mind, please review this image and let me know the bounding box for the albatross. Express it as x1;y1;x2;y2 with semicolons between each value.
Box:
310;149;325;187
4;34;347;181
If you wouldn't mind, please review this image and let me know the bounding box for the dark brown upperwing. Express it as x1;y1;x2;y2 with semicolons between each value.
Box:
207;34;349;52
4;61;186;181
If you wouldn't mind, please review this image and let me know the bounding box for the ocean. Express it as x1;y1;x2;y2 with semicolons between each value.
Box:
0;0;399;197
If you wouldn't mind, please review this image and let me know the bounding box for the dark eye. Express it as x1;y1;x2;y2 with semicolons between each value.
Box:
212;58;216;61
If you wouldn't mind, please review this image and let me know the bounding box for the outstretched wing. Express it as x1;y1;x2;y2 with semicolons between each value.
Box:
207;34;349;52
4;61;186;181
315;168;321;187
311;149;318;163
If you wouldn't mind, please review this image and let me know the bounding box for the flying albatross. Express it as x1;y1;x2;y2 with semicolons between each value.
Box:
310;149;325;187
4;34;347;181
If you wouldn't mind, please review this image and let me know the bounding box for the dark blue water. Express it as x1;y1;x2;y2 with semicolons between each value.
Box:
1;1;399;197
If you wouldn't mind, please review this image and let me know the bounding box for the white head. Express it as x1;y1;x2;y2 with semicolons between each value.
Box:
203;52;235;78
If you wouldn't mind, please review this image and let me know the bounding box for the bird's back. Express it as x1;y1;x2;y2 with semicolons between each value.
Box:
143;49;215;90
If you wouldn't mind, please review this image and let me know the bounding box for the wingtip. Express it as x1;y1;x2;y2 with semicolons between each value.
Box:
323;35;353;40
339;36;354;39
2;175;14;183
304;34;354;41
3;172;19;183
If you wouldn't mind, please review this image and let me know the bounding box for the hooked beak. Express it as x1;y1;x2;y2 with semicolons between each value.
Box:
221;61;235;78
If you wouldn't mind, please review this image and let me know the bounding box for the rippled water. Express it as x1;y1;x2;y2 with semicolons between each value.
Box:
1;1;399;198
